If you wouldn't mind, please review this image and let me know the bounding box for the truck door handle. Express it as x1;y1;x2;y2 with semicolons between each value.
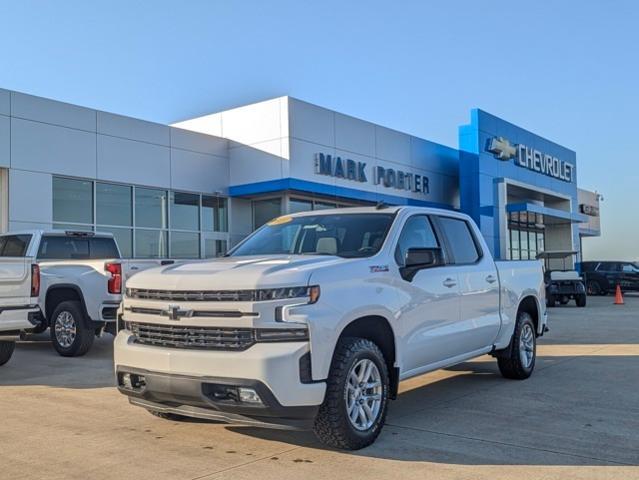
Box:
443;278;457;288
130;266;139;271
486;275;497;284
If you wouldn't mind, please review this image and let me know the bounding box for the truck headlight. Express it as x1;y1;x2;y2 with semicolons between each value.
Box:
256;285;320;304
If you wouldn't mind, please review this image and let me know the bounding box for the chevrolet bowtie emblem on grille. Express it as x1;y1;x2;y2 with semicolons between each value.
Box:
487;136;517;160
160;304;193;321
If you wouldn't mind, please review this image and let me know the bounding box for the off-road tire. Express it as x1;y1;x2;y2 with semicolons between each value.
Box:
0;341;15;366
497;311;536;380
576;294;587;307
313;337;390;450
50;300;94;357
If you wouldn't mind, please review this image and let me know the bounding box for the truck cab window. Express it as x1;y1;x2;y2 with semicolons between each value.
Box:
395;215;439;266
0;235;32;257
438;217;480;264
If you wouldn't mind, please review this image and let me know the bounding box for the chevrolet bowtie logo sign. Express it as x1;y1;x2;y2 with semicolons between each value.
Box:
160;305;193;321
486;135;575;183
487;136;517;160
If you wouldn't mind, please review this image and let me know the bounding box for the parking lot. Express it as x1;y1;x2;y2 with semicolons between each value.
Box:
2;295;638;480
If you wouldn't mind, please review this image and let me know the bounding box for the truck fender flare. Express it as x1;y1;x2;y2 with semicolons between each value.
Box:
44;284;91;324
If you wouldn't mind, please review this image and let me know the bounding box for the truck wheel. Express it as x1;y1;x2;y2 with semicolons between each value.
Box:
50;301;94;357
313;337;389;450
546;294;556;308
576;294;587;307
0;341;15;366
147;410;188;421
497;311;536;380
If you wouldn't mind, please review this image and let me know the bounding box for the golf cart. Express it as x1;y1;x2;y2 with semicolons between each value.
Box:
536;250;587;308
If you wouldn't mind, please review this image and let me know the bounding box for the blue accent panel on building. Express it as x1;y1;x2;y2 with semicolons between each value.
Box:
506;202;587;223
229;177;456;209
458;108;579;259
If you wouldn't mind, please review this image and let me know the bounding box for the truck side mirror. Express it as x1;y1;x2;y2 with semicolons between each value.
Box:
401;247;444;281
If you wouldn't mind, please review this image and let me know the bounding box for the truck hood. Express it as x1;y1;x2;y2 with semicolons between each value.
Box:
126;255;350;291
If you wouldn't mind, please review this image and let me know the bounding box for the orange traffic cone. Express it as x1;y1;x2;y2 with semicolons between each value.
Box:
614;284;624;305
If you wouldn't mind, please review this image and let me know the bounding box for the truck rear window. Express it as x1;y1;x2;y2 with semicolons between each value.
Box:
37;236;120;260
0;234;32;257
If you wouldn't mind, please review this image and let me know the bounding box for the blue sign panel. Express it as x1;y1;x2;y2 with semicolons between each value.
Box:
458;109;579;259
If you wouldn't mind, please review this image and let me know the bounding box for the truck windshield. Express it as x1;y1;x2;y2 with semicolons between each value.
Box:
229;213;395;258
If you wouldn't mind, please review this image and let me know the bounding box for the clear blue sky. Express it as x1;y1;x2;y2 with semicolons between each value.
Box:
0;0;636;260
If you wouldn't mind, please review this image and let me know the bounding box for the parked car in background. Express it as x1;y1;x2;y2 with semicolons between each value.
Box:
115;206;547;450
578;261;639;295
537;251;587;307
0;234;43;366
0;230;174;357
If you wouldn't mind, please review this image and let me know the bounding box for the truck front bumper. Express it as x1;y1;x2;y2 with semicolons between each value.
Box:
114;331;326;429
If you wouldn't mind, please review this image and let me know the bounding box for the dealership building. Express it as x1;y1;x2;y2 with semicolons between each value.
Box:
0;88;601;262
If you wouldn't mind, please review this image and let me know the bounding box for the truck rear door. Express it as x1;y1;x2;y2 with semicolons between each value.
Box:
434;216;501;353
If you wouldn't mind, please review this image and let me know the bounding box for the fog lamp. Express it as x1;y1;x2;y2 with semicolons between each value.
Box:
122;373;132;389
238;387;263;404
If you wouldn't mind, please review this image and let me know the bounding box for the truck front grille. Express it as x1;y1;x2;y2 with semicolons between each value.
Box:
126;321;255;351
127;288;260;302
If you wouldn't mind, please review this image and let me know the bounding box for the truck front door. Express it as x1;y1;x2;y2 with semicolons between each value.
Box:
394;215;462;373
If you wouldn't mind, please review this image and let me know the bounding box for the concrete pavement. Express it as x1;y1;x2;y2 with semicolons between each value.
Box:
1;295;638;479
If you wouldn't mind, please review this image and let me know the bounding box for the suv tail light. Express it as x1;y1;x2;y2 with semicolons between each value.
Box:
31;264;40;297
105;262;122;294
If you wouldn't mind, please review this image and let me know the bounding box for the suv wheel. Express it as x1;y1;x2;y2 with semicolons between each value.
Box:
587;280;601;296
50;301;94;357
0;341;15;366
313;337;389;450
497;311;536;380
576;294;587;307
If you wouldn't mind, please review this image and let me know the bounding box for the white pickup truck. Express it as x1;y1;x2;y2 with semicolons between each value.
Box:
0;230;173;357
0;234;42;366
115;206;547;450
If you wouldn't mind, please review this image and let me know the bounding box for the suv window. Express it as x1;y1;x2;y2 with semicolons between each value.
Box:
622;263;639;274
0;234;32;257
37;236;120;260
438;216;480;264
395;215;439;266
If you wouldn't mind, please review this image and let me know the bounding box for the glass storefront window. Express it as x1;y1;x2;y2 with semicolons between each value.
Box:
53;176;228;259
96;183;132;226
135;188;168;229
170;231;200;259
135;230;167;258
170;192;199;231
53;177;93;225
202;196;228;232
53;223;94;232
98;226;133;258
315;201;337;210
253;198;281;229
216;240;227;256
289;198;313;213
216;198;228;232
